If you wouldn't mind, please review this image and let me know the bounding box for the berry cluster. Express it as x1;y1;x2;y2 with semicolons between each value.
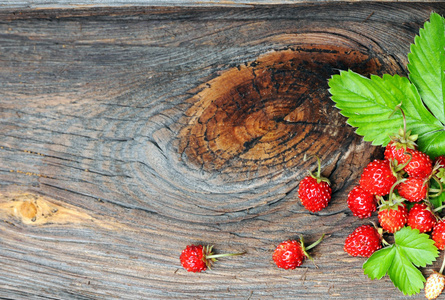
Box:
344;127;445;259
178;128;445;293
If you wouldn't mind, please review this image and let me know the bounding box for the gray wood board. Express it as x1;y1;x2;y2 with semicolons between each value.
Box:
0;3;444;299
1;0;443;10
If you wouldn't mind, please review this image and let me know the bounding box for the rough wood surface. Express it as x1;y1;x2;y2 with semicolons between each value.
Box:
1;3;444;299
2;0;444;11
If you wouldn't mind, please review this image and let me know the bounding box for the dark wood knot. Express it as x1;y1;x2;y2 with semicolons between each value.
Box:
178;42;397;181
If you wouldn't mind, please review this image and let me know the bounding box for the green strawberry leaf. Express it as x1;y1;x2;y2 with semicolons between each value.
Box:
408;12;445;124
395;227;438;267
328;71;443;147
363;227;439;296
419;130;445;159
363;245;395;280
387;246;426;296
328;12;445;159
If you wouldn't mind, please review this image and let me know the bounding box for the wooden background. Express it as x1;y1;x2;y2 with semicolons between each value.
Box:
1;2;444;299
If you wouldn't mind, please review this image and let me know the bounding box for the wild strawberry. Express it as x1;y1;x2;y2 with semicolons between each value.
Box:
359;159;397;196
298;177;331;212
397;177;428;202
384;127;417;165
180;245;244;272
273;240;305;269
407;203;436;233
384;142;412;165
298;156;332;213
347;185;377;219
425;254;445;300
432;220;445;250
403;149;433;179
425;272;445;300
378;201;408;233
273;235;324;269
344;225;382;257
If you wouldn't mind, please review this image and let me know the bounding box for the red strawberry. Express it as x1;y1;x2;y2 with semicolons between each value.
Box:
359;159;397;196
384;127;417;165
432;220;445;250
407;203;436;233
298;156;332;213
298;176;332;212
180;245;244;272
397;177;428;202
403;149;433;179
180;245;207;272
347;185;377;219
344;225;382;257
384;142;415;166
273;240;305;269
273;235;324;269
378;202;408;233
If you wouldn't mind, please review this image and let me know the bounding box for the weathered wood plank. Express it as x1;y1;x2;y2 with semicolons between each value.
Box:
1;3;444;299
1;0;444;11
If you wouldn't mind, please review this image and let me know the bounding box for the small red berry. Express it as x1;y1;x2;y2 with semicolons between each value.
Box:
180;245;244;272
273;235;324;269
384;127;417;165
407;203;436;233
384;141;415;166
397;177;428;202
378;202;408;233
432;220;445;250
298;177;332;212
344;225;382;257
180;245;207;272
403;150;433;179
359;159;397;196
273;240;306;269
298;156;331;213
347;185;377;219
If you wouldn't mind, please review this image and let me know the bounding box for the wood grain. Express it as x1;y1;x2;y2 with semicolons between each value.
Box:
1;3;444;299
1;0;444;11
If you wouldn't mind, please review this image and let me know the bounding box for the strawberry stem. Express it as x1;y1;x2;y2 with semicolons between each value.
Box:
429;175;444;198
305;233;325;251
385;179;405;207
434;204;445;213
440;252;445;275
392;152;412;172
206;252;245;259
202;245;245;270
301;234;326;269
371;223;390;246
388;103;407;141
304;154;330;185
303;154;321;178
381;237;390;247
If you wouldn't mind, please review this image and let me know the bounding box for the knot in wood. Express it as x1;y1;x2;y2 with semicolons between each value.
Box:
19;200;38;221
179;44;391;180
